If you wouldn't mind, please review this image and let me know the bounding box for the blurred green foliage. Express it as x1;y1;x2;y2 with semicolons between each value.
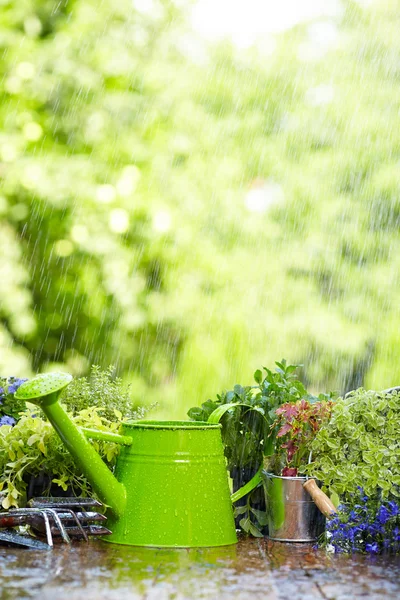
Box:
1;0;399;415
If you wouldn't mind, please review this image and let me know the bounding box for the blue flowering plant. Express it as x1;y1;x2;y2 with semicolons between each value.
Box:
0;377;28;426
321;487;400;554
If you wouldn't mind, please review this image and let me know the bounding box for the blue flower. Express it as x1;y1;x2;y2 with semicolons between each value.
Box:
7;378;28;394
377;506;391;525
0;415;16;426
388;502;400;517
322;492;400;555
393;527;400;542
365;543;379;554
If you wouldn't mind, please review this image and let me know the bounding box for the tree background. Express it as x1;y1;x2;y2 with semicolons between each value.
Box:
1;0;399;415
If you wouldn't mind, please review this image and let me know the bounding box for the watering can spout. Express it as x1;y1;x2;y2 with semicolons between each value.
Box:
15;373;127;518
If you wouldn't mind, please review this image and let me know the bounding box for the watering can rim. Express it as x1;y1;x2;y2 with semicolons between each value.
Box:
124;419;221;430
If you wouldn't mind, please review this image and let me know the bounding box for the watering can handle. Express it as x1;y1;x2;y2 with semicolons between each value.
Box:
81;427;132;446
230;468;263;503
207;403;263;503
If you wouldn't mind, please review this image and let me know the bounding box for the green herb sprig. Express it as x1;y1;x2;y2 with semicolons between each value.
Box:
60;365;154;421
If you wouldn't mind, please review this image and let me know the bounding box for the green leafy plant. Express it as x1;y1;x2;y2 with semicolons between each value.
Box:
60;365;154;421
188;360;313;472
188;360;319;535
303;389;400;504
0;407;124;509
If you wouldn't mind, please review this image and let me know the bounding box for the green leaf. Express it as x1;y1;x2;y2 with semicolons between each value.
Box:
330;491;340;508
207;402;245;424
233;385;245;396
250;508;268;526
2;496;11;510
52;478;68;491
254;370;263;384
187;407;204;421
239;517;251;533
233;505;248;517
27;434;41;446
248;522;264;538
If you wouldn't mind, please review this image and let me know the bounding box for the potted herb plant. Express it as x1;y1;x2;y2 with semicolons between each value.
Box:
262;396;335;541
188;360;318;536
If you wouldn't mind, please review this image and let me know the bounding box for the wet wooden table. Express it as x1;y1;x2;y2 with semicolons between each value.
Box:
1;537;399;599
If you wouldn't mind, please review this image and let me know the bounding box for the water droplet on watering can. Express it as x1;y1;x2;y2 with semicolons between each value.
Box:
174;509;178;517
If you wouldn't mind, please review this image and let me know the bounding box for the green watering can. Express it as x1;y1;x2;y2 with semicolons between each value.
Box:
15;373;255;548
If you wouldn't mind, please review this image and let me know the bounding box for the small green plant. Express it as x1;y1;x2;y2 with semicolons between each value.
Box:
233;495;269;538
303;388;400;503
60;365;153;421
0;407;123;509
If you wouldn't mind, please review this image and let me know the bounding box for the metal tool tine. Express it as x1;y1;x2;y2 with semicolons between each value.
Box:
44;509;71;544
40;510;53;547
0;530;51;550
61;509;88;542
82;525;112;536
70;511;107;523
46;511;107;523
51;524;112;537
0;512;27;527
28;497;103;509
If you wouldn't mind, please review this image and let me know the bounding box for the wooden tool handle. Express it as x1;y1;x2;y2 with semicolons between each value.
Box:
303;479;337;518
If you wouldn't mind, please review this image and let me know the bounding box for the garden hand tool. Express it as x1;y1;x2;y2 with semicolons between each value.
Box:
303;479;337;518
15;373;253;548
301;453;337;518
0;498;111;548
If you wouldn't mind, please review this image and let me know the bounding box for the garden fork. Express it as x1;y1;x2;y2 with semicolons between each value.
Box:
0;497;111;548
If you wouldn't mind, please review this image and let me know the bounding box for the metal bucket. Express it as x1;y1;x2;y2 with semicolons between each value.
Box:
262;472;325;542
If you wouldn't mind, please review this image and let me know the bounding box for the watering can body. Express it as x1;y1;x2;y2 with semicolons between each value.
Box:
15;374;240;548
105;421;237;547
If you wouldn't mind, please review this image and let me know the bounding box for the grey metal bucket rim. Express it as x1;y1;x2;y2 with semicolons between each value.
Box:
262;471;312;481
